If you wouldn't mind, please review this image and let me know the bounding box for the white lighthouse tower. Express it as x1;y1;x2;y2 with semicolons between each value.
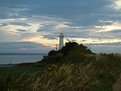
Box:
59;33;64;50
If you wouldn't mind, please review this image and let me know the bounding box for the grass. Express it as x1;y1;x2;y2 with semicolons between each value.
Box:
0;66;42;91
0;54;121;91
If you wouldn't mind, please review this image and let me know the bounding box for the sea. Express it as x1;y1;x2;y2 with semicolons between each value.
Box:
0;53;46;64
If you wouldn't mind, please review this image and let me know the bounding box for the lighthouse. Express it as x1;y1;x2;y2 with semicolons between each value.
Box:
59;33;64;50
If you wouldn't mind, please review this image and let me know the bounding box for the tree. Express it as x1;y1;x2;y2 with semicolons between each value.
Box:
59;42;93;55
48;50;57;56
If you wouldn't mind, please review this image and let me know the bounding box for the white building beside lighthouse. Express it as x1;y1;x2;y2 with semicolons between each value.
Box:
59;33;64;50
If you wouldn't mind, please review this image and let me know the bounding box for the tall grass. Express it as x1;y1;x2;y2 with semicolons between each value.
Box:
9;64;97;91
1;54;121;91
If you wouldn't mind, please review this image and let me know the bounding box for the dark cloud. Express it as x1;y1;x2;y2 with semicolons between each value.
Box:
0;30;19;42
37;24;54;32
17;30;26;32
98;29;121;38
10;22;30;26
0;23;8;26
0;0;119;28
0;0;114;18
0;0;121;53
42;35;57;40
108;29;121;33
90;43;121;53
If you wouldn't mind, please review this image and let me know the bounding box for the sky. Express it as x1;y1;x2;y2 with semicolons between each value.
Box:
0;0;121;53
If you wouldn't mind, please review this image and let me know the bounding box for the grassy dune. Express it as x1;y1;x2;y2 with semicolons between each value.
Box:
0;54;121;91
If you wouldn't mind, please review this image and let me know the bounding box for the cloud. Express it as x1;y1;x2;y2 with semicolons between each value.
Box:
0;16;121;47
0;0;114;19
108;29;121;33
113;0;121;10
0;42;51;53
0;0;121;53
37;23;69;33
64;37;121;44
90;43;121;53
95;21;121;33
20;35;58;47
0;30;20;42
17;29;26;32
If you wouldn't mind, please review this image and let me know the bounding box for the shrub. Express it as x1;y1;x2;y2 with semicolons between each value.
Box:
48;50;57;56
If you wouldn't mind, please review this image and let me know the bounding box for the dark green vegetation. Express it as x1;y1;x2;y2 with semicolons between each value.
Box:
0;67;41;91
1;42;121;91
48;42;92;57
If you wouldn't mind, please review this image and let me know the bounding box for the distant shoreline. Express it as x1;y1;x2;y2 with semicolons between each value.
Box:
0;53;47;55
0;64;17;67
0;53;45;65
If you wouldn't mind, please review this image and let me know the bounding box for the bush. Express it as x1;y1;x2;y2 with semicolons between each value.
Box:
59;42;93;55
48;50;57;56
